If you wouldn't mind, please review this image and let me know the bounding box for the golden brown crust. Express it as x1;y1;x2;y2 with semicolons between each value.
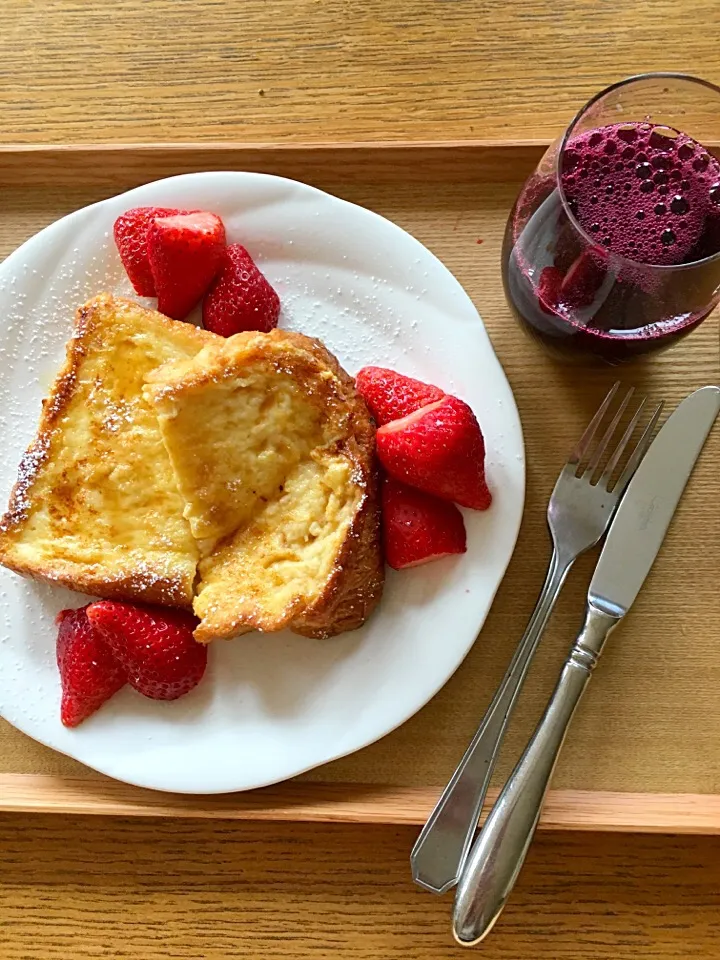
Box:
147;329;351;407
290;459;384;639
0;300;96;536
0;558;194;609
0;293;212;607
1;299;383;632
192;404;384;641
157;329;384;642
1;294;211;536
288;342;384;639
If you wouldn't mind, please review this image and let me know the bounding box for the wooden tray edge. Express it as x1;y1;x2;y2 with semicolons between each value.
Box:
0;138;551;154
2;139;718;837
1;775;719;833
0;139;548;187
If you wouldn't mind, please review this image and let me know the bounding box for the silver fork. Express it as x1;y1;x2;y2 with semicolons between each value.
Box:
410;383;663;895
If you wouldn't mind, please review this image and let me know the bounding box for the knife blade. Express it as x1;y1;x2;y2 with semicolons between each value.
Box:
453;385;720;947
589;385;720;619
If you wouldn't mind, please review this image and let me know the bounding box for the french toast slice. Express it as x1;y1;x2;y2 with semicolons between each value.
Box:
0;294;215;607
145;330;384;641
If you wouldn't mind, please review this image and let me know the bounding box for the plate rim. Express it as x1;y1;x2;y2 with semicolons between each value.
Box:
0;169;525;794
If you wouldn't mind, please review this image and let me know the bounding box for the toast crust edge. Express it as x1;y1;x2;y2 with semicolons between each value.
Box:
0;293;210;608
169;331;385;641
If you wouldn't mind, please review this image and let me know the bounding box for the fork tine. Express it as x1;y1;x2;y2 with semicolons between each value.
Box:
613;400;665;494
583;386;634;478
568;381;620;465
600;397;646;487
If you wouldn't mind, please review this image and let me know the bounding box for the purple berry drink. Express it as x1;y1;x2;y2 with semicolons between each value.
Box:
563;123;720;264
502;79;720;362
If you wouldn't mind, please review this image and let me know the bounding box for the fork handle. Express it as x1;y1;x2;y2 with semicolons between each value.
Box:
410;548;574;894
452;602;620;945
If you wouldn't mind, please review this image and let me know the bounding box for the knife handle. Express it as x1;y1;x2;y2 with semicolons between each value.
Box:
452;603;620;946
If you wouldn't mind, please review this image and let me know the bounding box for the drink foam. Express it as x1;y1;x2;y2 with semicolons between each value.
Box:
561;122;720;265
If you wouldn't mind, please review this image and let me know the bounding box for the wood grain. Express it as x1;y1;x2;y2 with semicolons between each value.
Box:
1;0;719;146
0;144;718;814
0;815;718;960
1;775;720;835
0;5;719;954
0;142;548;186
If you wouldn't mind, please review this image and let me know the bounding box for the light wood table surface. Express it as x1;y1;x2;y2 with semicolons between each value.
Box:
2;0;719;147
2;2;720;958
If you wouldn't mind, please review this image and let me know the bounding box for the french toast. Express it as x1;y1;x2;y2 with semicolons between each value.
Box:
0;294;215;606
145;330;384;642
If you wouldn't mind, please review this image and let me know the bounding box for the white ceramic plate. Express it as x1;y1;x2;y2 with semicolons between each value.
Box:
0;172;524;793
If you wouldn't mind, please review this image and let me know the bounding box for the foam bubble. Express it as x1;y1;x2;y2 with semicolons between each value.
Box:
561;120;720;264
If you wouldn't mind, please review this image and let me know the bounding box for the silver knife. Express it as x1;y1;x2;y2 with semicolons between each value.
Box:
452;385;720;947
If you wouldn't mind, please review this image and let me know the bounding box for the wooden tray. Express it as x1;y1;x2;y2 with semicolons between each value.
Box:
1;141;719;834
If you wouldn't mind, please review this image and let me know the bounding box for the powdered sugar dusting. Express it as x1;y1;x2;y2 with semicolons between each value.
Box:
0;171;524;793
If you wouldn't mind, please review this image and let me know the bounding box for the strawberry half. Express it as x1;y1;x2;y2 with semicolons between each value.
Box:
147;211;226;320
537;265;563;315
376;396;492;510
202;243;281;337
559;250;607;309
355;366;444;425
56;605;126;728
113;206;182;296
87;601;207;701
382;477;466;569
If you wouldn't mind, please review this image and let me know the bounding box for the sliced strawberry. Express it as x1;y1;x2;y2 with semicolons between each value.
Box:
559;250;607;309
537;266;563;315
382;476;466;569
376;396;492;511
113;206;182;296
87;601;207;701
355;366;445;425
202;243;280;337
147;211;226;320
56;605;126;728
